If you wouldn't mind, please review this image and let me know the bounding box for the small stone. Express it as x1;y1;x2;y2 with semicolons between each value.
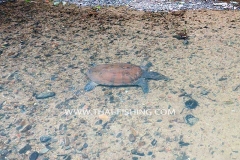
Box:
151;139;157;146
0;101;4;110
189;84;194;88
59;123;67;132
39;147;49;154
40;136;51;143
63;136;70;146
82;143;88;148
185;99;198;109
129;134;136;142
35;91;56;99
109;96;114;103
65;146;71;150
183;39;189;45
184;114;199;126
132;157;138;160
200;89;209;95
95;120;102;125
147;151;153;155
50;75;58;81
232;84;240;91
219;77;227;81
19;144;31;154
19;105;26;112
63;155;71;160
0;149;9;157
20;124;32;132
78;143;88;151
82;154;88;159
29;151;39;160
179;141;190;147
131;149;145;156
116;132;122;138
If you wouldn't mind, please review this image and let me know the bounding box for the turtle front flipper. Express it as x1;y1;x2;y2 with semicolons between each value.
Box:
143;71;169;81
84;81;98;92
136;78;149;93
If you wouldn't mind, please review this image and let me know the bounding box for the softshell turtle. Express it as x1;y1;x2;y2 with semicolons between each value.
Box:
84;62;169;93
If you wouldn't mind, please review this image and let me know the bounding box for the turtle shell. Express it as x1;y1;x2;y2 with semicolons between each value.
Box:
86;63;143;86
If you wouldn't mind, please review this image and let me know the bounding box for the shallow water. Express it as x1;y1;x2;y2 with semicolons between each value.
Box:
0;1;240;160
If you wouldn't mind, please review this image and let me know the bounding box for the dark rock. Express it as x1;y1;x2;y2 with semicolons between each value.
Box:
219;77;227;81
7;71;18;80
0;131;7;136
233;84;240;91
40;136;51;143
179;141;190;147
184;114;199;126
78;143;88;151
189;84;194;88
59;124;67;131
102;122;108;129
201;89;210;95
183;39;189;45
20;124;32;132
50;75;58;81
19;105;26;112
82;143;88;149
129;134;136;142
176;152;189;160
95;120;102;125
131;149;145;156
147;151;153;155
132;157;138;160
29;151;39;160
0;149;9;157
185;99;198;109
63;155;71;160
109;96;114;103
39;147;49;154
151;139;157;146
34;91;56;99
116;132;122;138
19;144;31;154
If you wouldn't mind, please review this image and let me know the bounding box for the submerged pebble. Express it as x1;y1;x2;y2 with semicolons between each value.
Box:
179;141;190;147
29;151;39;160
151;139;157;146
35;91;56;99
131;149;145;156
129;134;136;142
39;147;49;154
184;114;199;126
19;144;31;154
78;142;88;151
40;136;51;143
0;149;9;157
185;99;198;109
20;124;32;133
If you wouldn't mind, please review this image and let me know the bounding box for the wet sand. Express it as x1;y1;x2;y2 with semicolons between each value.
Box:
0;1;240;159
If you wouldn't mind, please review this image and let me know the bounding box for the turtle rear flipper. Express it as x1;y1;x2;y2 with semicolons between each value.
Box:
84;81;98;91
136;78;149;93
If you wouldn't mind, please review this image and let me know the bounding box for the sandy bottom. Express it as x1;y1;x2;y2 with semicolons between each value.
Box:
0;1;240;160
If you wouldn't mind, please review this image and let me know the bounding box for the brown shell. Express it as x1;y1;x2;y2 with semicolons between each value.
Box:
87;63;143;85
